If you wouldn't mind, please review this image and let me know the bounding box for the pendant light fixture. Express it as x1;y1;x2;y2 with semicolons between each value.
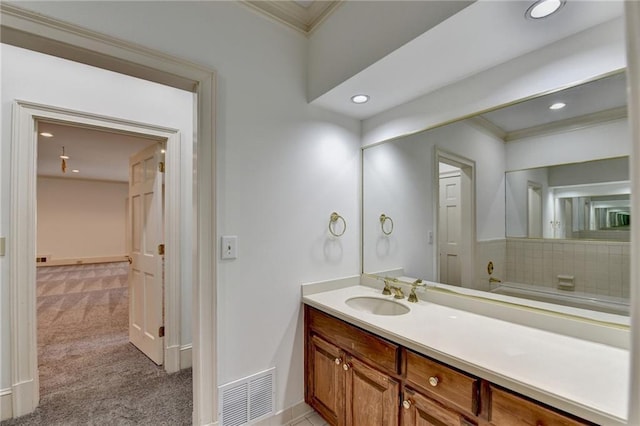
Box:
60;146;69;173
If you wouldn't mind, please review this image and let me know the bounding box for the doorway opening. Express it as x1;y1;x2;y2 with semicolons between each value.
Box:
436;150;475;287
32;119;189;422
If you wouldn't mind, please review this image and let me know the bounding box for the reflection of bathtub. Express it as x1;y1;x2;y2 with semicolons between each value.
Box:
490;282;629;316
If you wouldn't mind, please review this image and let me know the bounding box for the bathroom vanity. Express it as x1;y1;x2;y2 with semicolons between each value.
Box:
302;280;629;426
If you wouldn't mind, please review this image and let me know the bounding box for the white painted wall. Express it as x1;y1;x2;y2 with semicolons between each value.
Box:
1;43;195;390
506;119;630;171
3;1;361;415
307;1;472;101
37;177;128;261
505;168;549;238
363;120;505;283
362;18;626;146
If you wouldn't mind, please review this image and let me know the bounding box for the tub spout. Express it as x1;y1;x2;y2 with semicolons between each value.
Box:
489;276;502;283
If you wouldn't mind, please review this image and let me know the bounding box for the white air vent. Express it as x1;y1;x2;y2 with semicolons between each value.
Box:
219;367;275;426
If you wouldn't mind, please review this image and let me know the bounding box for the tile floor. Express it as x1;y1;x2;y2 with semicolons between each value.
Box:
290;411;329;426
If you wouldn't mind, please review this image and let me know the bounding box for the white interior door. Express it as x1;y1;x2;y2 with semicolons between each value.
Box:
129;143;164;365
439;173;462;286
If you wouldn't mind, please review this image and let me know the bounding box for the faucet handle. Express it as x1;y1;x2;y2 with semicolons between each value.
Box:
382;279;392;295
390;285;404;299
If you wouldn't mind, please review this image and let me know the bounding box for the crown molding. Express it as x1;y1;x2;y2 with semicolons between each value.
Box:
240;0;342;35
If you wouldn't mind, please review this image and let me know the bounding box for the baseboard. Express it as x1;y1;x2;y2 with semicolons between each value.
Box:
10;379;37;419
37;255;129;267
180;344;193;370
1;388;12;421
253;401;313;426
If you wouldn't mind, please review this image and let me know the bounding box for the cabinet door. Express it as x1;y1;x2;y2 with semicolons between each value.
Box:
489;386;590;426
345;356;400;426
308;335;345;426
401;388;476;426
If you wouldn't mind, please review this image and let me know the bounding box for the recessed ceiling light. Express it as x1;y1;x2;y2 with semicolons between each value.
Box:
59;155;70;159
351;94;370;104
40;132;54;138
161;149;166;154
549;102;566;110
526;0;565;19
72;169;80;173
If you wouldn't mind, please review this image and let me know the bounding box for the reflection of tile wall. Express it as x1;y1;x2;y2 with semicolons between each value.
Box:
505;239;630;298
475;240;506;292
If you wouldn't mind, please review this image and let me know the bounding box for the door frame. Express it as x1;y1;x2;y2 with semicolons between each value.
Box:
2;4;217;424
434;149;476;287
11;101;182;406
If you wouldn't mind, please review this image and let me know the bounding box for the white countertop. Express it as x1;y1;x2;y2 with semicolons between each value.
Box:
302;283;629;425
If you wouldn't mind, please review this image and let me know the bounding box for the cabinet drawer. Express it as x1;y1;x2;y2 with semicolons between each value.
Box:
405;350;479;415
306;306;400;374
489;386;591;426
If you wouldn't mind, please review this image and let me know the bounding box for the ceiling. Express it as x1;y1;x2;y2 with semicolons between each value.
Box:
477;71;627;140
309;0;625;119
37;122;160;182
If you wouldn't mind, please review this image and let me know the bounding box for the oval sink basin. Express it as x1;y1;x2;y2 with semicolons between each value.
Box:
345;297;410;316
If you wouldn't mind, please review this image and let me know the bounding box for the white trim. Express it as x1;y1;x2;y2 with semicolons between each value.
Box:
1;389;13;421
2;5;217;424
624;3;640;425
10;101;183;415
36;255;129;267
180;345;193;370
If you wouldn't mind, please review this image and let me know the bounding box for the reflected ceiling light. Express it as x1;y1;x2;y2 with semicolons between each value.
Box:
72;169;80;173
40;132;54;138
351;94;370;104
160;149;166;154
526;0;565;19
549;102;566;110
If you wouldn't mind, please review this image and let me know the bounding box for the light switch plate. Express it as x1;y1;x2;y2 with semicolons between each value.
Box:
221;236;238;260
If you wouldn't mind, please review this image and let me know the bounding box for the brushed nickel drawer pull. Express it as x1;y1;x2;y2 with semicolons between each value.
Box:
428;376;439;387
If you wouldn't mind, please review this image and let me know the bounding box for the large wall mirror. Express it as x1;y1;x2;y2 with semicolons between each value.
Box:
362;71;630;317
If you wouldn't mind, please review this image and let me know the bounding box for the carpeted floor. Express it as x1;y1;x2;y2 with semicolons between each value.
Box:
2;262;192;426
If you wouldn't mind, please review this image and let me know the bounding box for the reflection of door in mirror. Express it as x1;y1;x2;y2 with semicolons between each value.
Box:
527;182;542;238
437;157;473;287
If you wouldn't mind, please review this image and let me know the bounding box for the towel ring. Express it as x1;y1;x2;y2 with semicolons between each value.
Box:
329;212;346;237
380;214;394;235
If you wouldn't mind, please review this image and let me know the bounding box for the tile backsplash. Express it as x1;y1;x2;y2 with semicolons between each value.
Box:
506;238;629;298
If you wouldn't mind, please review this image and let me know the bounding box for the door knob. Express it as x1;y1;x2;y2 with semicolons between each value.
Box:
126;255;132;264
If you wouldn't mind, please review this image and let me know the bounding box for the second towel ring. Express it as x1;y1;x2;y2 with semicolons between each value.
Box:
329;212;346;237
380;214;394;235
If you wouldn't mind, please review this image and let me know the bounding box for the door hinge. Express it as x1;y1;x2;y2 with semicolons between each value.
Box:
159;326;165;338
158;244;165;255
159;161;165;173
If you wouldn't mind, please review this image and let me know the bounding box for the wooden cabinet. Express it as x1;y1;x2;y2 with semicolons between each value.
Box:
405;350;479;417
488;386;592;426
401;388;476;426
307;335;345;425
346;356;399;426
304;305;594;426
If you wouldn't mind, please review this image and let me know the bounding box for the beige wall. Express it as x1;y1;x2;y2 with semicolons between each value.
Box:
37;177;128;261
